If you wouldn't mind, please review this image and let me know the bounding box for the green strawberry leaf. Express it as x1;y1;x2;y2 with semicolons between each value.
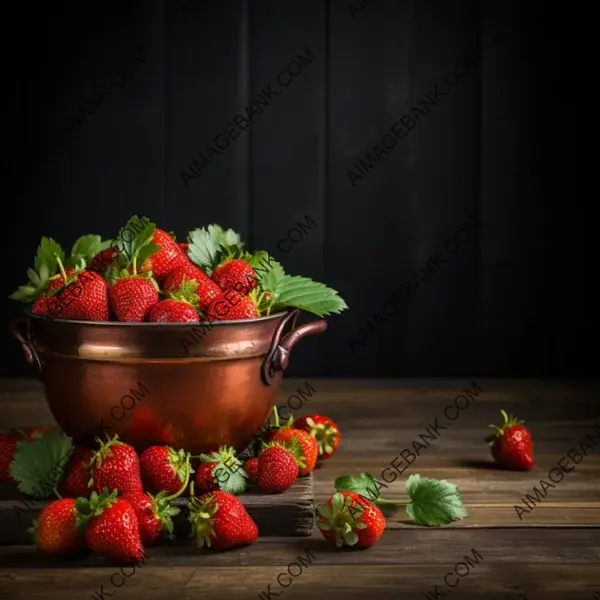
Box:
65;234;105;269
270;275;348;317
9;429;74;498
34;237;64;274
335;473;380;501
199;446;247;495
405;474;468;526
9;238;64;303
188;225;244;273
115;215;156;270
254;254;286;291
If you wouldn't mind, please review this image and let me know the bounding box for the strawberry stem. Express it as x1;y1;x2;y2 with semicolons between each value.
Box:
53;486;62;500
55;254;68;281
164;452;192;502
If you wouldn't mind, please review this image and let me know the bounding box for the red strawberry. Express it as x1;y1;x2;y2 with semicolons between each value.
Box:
109;277;159;322
31;295;51;316
294;415;341;461
123;489;182;546
30;498;86;556
194;462;219;493
316;491;385;548
89;248;117;273
212;258;257;296
47;268;110;321
18;426;53;441
162;263;223;312
257;444;298;493
0;431;23;483
243;458;259;484
76;489;145;563
149;298;199;323
206;293;258;321
58;446;93;498
188;488;258;551
270;428;318;476
140;446;193;496
488;409;534;470
88;435;143;496
139;229;188;280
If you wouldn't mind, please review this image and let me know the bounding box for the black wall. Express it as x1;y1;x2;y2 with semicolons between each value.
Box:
2;0;588;378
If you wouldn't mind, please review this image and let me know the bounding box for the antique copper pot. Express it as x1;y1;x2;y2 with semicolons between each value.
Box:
11;309;326;454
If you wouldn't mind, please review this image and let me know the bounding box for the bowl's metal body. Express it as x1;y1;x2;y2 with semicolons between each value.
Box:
11;309;326;454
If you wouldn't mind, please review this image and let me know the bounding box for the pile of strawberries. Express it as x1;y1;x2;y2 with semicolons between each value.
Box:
0;410;344;561
10;216;347;323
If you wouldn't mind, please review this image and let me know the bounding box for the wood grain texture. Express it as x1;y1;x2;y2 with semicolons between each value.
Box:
0;477;315;544
0;377;598;599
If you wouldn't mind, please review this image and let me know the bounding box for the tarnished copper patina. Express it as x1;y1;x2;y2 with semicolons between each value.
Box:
11;309;326;454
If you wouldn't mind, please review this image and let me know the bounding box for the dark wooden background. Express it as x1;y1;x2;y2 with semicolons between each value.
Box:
2;0;586;379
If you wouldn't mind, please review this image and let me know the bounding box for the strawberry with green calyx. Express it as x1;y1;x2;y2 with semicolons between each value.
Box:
140;446;194;496
138;227;189;280
75;489;145;563
124;463;190;545
107;217;161;321
194;445;247;495
44;254;110;321
149;297;200;323
257;442;298;493
294;415;341;461
187;224;245;275
187;483;258;551
163;263;224;312
10;429;74;499
487;409;534;471
88;434;143;496
211;253;258;297
269;428;318;476
9;237;66;304
30;498;86;556
316;491;385;548
333;473;469;527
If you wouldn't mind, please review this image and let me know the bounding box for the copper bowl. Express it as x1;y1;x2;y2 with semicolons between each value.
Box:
11;309;326;454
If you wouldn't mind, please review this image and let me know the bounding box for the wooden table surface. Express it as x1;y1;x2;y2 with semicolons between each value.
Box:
0;378;599;600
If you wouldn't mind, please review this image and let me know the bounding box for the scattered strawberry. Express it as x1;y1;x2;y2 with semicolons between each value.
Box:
294;415;341;461
243;458;259;484
212;258;257;296
194;446;247;495
109;276;159;322
149;298;199;323
58;446;93;498
162;263;223;312
76;489;145;563
487;409;534;471
88;435;143;496
194;462;219;493
0;431;23;484
316;491;385;548
123;489;182;546
30;498;86;556
257;444;298;493
206;293;258;321
140;446;193;496
270;428;318;476
139;229;188;280
188;487;258;551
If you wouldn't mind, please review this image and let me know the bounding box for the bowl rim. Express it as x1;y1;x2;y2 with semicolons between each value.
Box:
23;308;292;327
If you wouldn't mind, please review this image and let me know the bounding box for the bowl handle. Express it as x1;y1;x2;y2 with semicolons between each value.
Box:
261;309;328;385
10;317;43;377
